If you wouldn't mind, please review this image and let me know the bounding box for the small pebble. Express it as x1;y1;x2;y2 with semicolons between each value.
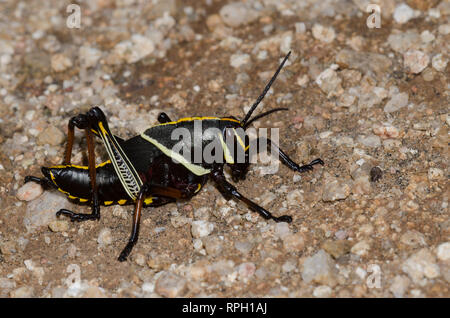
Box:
315;65;342;97
51;54;73;72
230;53;251;69
373;124;400;139
313;285;332;297
234;241;254;255
23;192;74;233
10;286;34;298
389;275;411;298
322;180;350;202
155;272;187;298
237;262;256;281
219;2;259;28
133;253;146;266
48;220;69;232
203;236;223;256
436;242;450;261
295;22;306;34
431;53;448;72
428;167;444;181
37;126;65;146
322;240;351;259
351;240;371;256
393;3;418;24
274;222;291;239
16;182;43;201
384;92;409;113
191;220;214;238
282;233;305;252
312;24;335;43
402;248;440;284
400;230;427;247
403;50;429;74
301;250;337;286
97;228;113;245
357;135;381;148
79;46;102;69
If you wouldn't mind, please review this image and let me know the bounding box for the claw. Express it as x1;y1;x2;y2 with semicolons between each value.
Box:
274;215;292;223
118;242;134;262
56;209;100;222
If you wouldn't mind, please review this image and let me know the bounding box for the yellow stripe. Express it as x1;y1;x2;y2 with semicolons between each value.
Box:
118;199;127;205
218;133;234;164
156;117;241;127
98;122;108;135
50;160;111;170
144;197;153;205
195;184;202;193
233;128;246;150
139;134;211;176
104;201;113;206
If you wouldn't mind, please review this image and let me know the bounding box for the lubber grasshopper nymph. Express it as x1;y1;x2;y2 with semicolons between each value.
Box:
25;52;324;261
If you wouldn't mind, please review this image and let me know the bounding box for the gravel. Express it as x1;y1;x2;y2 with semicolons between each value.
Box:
311;24;336;43
219;2;259;28
322;180;351;202
403;50;430;74
393;3;419;24
191;220;214;238
0;0;447;299
436;243;450;261
402;248;441;284
301;250;338;287
155;271;188;298
384;92;409;113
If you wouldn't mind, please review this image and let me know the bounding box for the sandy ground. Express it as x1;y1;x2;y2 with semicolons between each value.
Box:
0;0;448;297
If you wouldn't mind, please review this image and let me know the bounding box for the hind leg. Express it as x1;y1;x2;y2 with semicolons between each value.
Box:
54;108;106;221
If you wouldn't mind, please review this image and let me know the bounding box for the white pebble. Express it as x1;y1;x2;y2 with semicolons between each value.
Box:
403;50;429;74
51;54;73;72
420;30;435;43
438;24;450;35
431;53;448;72
428;167;444;181
384;92;409;113
393;3;418;24
191;220;214;238
97;228;113;245
230;53;251;69
313;285;332;297
351;240;371;256
295;22;306;34
402;248;440;283
436;242;450;261
16;182;43;201
312;24;335;43
219;2;259;28
79;46;102;69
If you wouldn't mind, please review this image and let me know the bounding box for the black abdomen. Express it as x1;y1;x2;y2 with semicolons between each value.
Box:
42;163;130;204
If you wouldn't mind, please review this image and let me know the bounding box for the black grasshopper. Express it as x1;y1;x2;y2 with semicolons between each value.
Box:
25;52;324;261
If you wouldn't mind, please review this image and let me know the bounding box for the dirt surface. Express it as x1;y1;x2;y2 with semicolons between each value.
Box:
0;0;449;298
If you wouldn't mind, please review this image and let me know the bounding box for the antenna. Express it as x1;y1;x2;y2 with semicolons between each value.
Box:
243;107;288;129
241;51;291;128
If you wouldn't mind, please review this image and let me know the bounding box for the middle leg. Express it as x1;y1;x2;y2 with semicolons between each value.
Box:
211;165;292;223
